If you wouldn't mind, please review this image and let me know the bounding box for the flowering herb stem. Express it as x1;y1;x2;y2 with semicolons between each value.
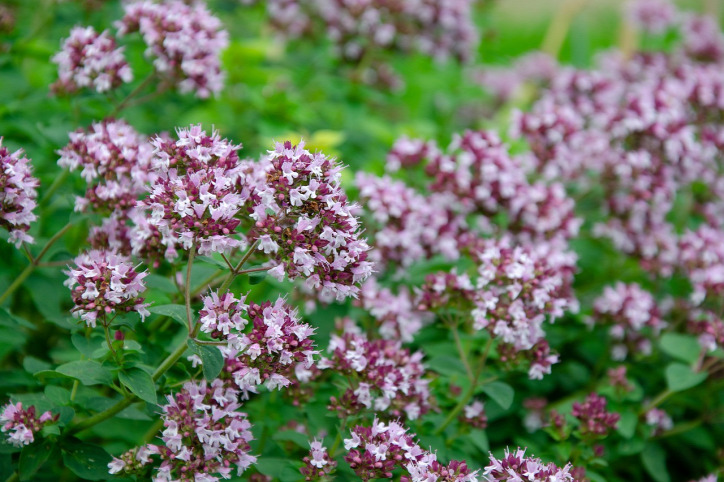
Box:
435;338;494;435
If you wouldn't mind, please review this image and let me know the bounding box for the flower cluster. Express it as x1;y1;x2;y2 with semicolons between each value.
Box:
51;26;132;94
0;139;38;247
64;249;150;327
392;130;580;243
571;393;620;439
323;321;430;420
246;0;476;87
245;141;373;300
144;125;245;257
626;0;678;34
460;400;487;429
418;238;576;379
592;283;665;360
357;278;430;343
482;447;580;482
509;11;724;274
0;402;55;447
645;408;673;435
300;439;336;480
343;418;477;481
678;225;724;305
109;379;256;480
207;296;317;393
355;173;466;269
57;119;154;214
117;0;228;98
474;51;558;104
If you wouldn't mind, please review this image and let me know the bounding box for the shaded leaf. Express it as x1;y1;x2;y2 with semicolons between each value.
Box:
56;360;113;386
481;382;514;410
119;368;157;405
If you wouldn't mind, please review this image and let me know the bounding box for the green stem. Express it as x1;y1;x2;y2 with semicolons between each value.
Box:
185;244;197;333
218;240;259;293
65;338;191;436
110;73;156;117
39;170;69;208
640;389;674;416
435;338;494;435
5;472;19;482
0;220;73;307
451;324;473;381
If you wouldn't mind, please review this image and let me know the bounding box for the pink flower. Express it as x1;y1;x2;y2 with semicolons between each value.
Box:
52;26;132;94
117;0;228;98
245;141;373;300
64;249;150;327
0;139;38;247
483;447;580;481
57;119;154;215
0;402;56;447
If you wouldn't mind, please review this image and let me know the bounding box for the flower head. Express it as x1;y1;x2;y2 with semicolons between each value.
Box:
0;139;38;247
117;0;228;98
52;26;132;94
64;249;150;327
58;119;154;214
144;125;246;256
246;140;373;300
1;402;56;447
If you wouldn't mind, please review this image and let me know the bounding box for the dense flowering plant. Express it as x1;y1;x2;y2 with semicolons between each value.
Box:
0;0;722;481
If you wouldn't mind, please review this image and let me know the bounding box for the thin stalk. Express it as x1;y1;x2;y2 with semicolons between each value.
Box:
435;338;494;435
640;389;674;416
110;73;156;117
39;170;69;208
0;222;73;305
218;240;259;293
65;338;191;436
185;244;197;333
451;324;473;381
236;266;269;276
103;322;118;360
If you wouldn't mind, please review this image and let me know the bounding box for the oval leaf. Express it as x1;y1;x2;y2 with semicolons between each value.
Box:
56;360;113;386
61;440;112;481
665;363;707;392
119;368;157;405
481;381;514;410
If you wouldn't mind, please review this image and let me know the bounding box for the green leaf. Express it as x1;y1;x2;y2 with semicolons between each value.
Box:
617;411;638;439
641;443;670;482
659;333;702;364
249;271;266;285
197;255;229;269
148;304;189;327
469;430;489;453
44;386;70;405
71;333;103;358
254;457;300;480
427;355;467;377
119;368;157;405
0;308;34;330
481;382;514;410
188;340;224;380
273;430;310;450
61;440;112;481
22;357;51;374
18;439;54;481
665;363;707;392
144;274;177;293
56;360;113;386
